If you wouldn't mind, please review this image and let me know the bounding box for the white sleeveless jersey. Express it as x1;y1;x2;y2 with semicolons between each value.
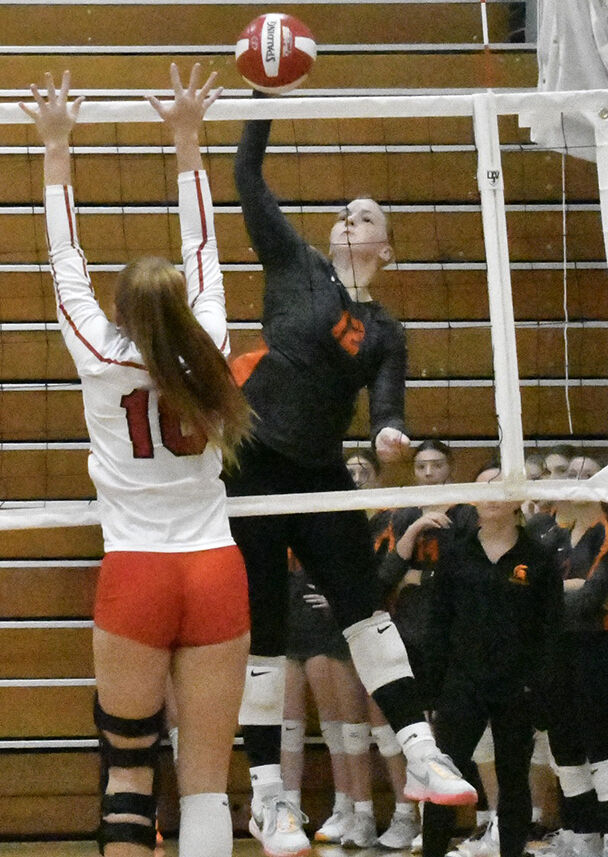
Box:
527;0;608;161
46;171;235;552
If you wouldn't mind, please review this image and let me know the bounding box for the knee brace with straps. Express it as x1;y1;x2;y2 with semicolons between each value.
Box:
94;695;165;854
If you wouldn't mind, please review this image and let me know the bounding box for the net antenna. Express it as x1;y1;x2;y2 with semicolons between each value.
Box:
1;89;608;531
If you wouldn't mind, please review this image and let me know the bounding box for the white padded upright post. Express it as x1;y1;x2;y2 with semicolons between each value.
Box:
472;92;526;488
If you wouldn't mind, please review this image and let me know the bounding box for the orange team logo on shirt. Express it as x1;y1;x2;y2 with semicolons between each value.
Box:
374;521;395;555
332;311;366;356
414;536;439;566
509;564;529;585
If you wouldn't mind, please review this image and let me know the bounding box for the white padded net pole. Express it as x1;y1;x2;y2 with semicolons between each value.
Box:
472;92;526;490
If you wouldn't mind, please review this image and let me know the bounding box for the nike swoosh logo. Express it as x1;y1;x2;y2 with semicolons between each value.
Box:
285;726;297;731
377;625;391;634
251;670;270;677
407;768;429;786
591;768;599;775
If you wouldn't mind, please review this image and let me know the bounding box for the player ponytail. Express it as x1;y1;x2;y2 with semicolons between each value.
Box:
115;256;250;465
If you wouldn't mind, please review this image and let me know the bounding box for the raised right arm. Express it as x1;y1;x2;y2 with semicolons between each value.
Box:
149;64;229;356
234;110;304;266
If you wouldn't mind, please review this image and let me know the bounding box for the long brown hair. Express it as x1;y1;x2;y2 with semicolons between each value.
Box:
115;256;250;465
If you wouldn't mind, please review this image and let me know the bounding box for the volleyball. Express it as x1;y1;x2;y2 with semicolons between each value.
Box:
235;13;317;94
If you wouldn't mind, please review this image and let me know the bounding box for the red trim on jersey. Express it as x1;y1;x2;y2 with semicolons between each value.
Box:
52;186;146;371
194;170;208;297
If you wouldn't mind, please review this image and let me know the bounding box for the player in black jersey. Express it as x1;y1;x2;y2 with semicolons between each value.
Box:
226;112;477;857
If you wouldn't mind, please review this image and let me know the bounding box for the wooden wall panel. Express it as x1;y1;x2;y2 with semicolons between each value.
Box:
0;566;98;617
0;628;93;678
4;326;607;383
2;267;607;324
0;148;597;207
0;207;600;265
0;51;536;92
0;527;103;560
1;383;607;445
0;3;510;47
0;686;96;738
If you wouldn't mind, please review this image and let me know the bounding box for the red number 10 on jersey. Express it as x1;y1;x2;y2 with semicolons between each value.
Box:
121;388;207;458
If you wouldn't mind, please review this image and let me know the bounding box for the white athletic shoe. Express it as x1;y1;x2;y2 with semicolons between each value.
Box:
314;810;354;843
528;828;605;857
404;751;478;806
378;811;420;849
249;797;311;857
571;833;605;857
411;832;423;853
340;812;378;848
449;814;500;857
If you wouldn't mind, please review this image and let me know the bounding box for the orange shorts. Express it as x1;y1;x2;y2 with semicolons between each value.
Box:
94;545;250;649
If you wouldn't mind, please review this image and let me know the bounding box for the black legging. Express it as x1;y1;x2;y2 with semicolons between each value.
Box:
226;438;425;766
545;632;608;834
226;439;382;656
423;674;534;857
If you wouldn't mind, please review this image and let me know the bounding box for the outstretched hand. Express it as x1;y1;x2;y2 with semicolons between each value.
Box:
375;426;410;463
148;62;222;135
19;71;84;143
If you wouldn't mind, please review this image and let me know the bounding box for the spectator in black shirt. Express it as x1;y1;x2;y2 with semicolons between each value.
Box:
421;464;564;857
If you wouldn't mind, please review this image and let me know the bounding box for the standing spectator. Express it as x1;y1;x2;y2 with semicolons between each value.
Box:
421;464;564;857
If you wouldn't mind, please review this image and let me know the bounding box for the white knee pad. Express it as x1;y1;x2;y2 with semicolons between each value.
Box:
590;759;608;801
343;612;413;695
320;720;345;755
238;656;286;726
558;762;594;797
342;722;371;755
281;720;306;753
371;723;401;758
179;793;232;857
472;725;495;764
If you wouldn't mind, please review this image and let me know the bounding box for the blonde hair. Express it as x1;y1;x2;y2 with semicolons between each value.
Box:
115;257;250;466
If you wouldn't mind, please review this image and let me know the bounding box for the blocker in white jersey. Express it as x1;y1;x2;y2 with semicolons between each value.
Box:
20;64;251;857
46;171;234;553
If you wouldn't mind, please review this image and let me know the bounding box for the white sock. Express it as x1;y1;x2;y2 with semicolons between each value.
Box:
354;800;374;816
250;763;283;814
285;789;301;809
169;726;179;763
333;792;353;814
179;793;231;857
397;721;436;762
395;801;416;818
477;809;492;826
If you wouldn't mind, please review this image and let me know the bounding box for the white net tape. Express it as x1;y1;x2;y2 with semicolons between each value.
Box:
1;88;608;530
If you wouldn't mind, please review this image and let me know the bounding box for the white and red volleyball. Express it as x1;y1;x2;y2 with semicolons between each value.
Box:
235;13;316;94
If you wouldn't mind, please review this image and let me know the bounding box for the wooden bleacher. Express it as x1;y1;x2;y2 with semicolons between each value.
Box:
0;0;606;841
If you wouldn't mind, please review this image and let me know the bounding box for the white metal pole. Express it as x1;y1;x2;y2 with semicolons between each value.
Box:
472;92;526;487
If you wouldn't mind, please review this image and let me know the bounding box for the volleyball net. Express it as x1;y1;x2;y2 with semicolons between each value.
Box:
0;87;607;533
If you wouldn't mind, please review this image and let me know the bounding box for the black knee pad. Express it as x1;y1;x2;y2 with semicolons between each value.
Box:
94;695;165;854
